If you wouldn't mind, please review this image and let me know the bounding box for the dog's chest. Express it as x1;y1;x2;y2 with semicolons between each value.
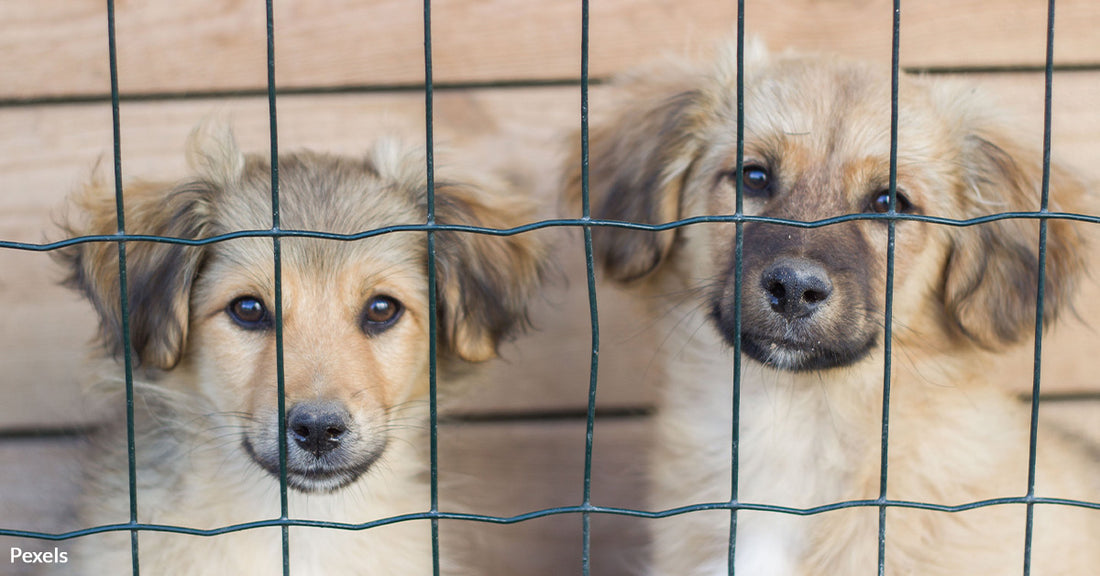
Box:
732;388;858;576
653;324;876;575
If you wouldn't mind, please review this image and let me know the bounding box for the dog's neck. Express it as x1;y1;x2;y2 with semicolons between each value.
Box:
649;314;887;502
645;299;1036;576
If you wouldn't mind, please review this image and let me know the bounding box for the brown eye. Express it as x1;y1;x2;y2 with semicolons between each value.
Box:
869;190;914;214
361;295;403;335
731;165;771;197
228;296;271;330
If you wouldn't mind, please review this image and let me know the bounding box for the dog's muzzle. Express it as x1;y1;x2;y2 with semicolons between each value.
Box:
244;400;385;493
713;223;880;371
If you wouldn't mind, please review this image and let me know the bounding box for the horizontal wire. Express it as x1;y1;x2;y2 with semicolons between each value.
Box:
4;495;1097;542
5;210;1099;252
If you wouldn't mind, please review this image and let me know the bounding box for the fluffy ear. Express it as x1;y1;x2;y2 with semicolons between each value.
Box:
563;64;705;283
186;121;246;185
57;177;215;369
943;127;1089;349
433;182;549;363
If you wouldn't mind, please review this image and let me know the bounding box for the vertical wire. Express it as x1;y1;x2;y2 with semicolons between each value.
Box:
105;1;139;573
1023;1;1057;574
877;2;901;574
422;0;441;574
726;1;745;573
579;0;600;573
263;1;290;573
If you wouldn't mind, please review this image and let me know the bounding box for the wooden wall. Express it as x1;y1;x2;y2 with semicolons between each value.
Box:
1;1;1098;575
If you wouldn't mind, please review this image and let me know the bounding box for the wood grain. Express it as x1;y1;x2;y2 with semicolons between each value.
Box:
0;0;1097;100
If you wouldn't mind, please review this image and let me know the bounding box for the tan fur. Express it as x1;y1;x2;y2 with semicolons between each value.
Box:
53;125;547;575
566;44;1099;575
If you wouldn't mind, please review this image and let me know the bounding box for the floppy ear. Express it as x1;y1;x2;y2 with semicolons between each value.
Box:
943;127;1089;349
434;182;549;363
57;178;216;369
563;65;705;283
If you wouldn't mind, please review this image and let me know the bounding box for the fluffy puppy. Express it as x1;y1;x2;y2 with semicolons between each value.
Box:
566;44;1099;575
54;126;546;575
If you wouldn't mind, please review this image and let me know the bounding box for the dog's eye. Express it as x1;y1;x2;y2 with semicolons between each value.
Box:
744;166;769;190
869;190;913;214
228;296;272;330
361;295;403;335
730;163;774;195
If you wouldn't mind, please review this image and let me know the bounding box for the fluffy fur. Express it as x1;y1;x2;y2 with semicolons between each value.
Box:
566;44;1100;575
54;126;547;575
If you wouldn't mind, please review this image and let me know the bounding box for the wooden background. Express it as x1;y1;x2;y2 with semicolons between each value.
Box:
1;1;1098;574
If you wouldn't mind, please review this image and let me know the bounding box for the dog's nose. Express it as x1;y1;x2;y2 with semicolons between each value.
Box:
287;401;351;457
761;259;833;320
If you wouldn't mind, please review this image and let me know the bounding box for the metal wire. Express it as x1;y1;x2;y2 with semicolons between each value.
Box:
876;1;902;573
578;1;602;574
105;0;140;572
262;0;292;573
422;0;443;573
4;210;1098;255
5;494;1096;543
727;1;746;573
1024;1;1059;574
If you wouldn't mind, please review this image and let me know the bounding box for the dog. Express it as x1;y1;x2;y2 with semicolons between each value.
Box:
53;125;547;575
566;43;1100;575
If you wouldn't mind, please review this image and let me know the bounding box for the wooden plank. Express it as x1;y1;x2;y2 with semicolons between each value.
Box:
0;418;650;576
1;0;1098;100
439;418;651;575
1;73;1099;430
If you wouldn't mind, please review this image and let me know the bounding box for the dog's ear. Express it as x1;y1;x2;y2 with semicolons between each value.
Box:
433;182;548;363
186;120;247;186
563;65;705;283
57;178;216;369
942;123;1089;349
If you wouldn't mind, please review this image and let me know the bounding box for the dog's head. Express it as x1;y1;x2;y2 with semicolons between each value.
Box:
566;46;1089;372
59;126;547;492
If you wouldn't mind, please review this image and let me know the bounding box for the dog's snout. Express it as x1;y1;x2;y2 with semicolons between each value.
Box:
288;402;351;457
761;260;833;319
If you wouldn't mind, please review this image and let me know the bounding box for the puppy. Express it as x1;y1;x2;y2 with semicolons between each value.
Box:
567;44;1100;575
54;126;546;575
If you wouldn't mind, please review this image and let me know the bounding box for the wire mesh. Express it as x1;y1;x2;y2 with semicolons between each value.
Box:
727;1;747;571
1023;2;1061;574
103;0;141;572
577;2;613;575
876;2;902;573
0;1;1098;575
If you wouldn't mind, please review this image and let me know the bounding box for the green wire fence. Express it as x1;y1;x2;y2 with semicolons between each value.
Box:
1;1;1099;575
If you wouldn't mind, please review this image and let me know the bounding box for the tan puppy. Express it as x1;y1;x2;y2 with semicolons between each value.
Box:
55;126;547;575
567;44;1099;575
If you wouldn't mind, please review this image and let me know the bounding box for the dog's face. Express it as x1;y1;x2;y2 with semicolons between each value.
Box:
569;48;1087;371
61;130;546;492
188;232;434;493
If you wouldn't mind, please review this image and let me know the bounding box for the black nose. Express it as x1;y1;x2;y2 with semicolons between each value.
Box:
287;402;350;457
761;259;833;320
